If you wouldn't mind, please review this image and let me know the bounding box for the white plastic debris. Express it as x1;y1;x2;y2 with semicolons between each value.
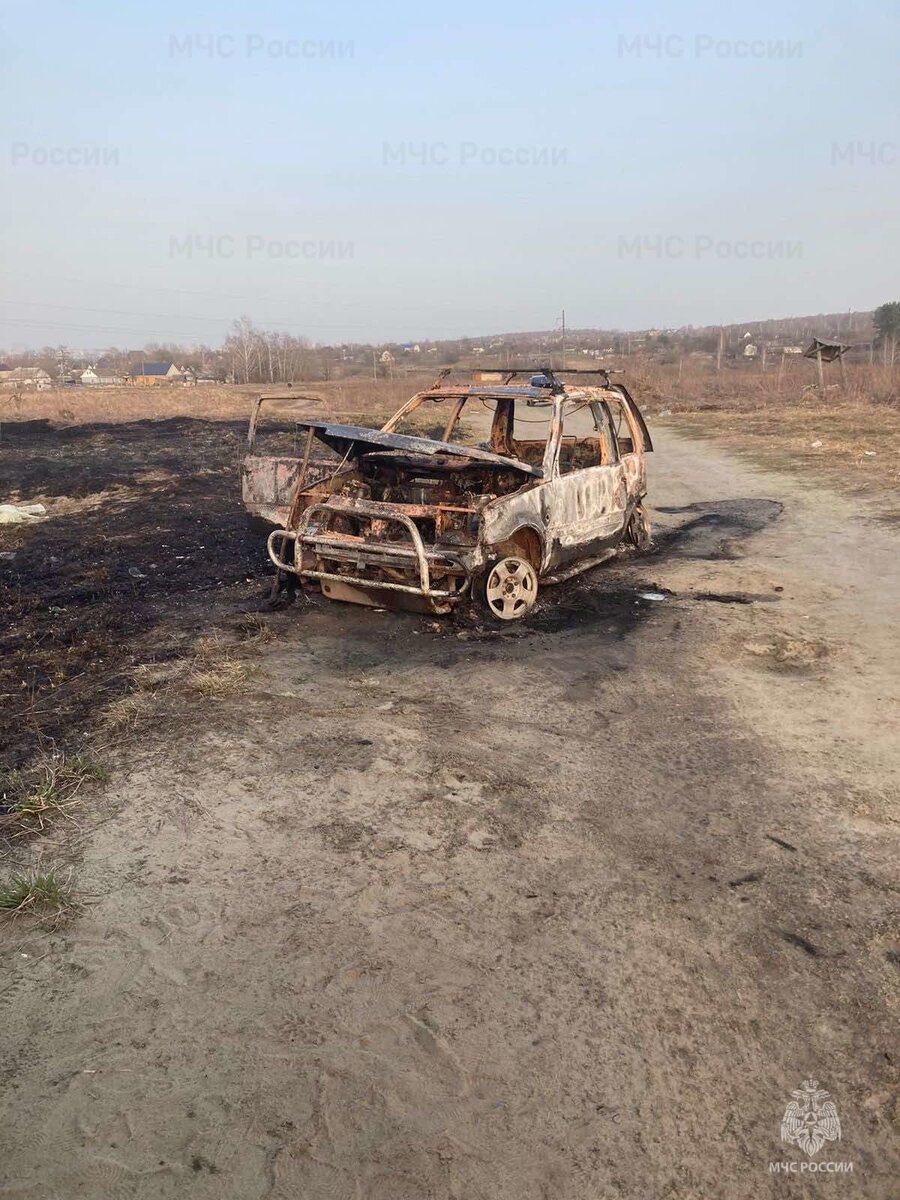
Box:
864;450;876;457
810;440;823;448
0;502;47;525
638;591;668;601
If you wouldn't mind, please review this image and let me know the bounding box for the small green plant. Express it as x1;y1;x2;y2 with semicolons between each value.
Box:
56;754;109;786
0;868;73;918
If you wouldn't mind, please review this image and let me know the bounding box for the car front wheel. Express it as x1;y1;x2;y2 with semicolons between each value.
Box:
481;556;538;621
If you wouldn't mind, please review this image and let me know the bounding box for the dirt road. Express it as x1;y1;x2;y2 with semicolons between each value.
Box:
2;429;898;1198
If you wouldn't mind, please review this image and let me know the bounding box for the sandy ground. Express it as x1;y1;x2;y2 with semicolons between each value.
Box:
1;429;898;1198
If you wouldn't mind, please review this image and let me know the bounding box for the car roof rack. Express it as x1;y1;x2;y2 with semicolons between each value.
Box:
426;364;624;393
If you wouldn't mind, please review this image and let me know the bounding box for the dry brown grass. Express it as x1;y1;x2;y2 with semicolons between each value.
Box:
192;633;233;663
624;358;900;519
187;659;250;698
629;356;898;415
184;631;256;697
104;690;160;731
4;360;897;515
104;625;270;728
2;374;434;428
235;613;276;645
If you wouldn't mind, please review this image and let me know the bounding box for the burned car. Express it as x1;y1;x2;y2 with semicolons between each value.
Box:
242;368;652;621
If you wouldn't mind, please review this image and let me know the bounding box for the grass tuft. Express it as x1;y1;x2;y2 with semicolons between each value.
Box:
185;631;253;697
193;633;231;663
2;750;108;833
104;690;159;730
0;867;74;918
235;613;275;645
188;659;249;697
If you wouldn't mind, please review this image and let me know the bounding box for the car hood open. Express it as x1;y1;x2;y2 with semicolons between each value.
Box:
297;421;543;478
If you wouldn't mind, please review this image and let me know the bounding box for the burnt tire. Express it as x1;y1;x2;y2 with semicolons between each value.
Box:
625;504;652;550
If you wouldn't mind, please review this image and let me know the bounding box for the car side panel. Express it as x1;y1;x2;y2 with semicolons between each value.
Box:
481;486;550;570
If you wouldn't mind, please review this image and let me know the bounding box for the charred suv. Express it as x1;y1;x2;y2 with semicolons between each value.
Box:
242;368;653;621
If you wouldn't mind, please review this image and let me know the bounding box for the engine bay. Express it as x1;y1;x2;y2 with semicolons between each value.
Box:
340;451;528;508
292;450;534;549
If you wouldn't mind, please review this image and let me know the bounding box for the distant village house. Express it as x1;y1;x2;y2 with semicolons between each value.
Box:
0;366;52;389
130;362;183;384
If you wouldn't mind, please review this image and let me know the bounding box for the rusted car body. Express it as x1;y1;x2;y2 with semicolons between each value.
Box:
242;369;652;620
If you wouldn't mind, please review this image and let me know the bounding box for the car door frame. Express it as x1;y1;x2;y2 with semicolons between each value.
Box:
605;385;650;512
538;397;629;568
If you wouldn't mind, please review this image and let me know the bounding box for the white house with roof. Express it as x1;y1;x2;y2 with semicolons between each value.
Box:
0;366;52;389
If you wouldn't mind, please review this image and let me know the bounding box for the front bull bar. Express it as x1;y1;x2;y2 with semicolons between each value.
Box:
266;500;470;601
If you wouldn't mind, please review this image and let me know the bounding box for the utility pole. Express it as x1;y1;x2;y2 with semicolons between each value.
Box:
716;328;724;372
372;349;377;381
561;309;566;370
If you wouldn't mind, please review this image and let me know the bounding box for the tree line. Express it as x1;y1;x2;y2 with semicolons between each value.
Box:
4;306;897;383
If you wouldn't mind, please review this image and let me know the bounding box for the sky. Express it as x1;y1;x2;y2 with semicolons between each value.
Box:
1;0;898;349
